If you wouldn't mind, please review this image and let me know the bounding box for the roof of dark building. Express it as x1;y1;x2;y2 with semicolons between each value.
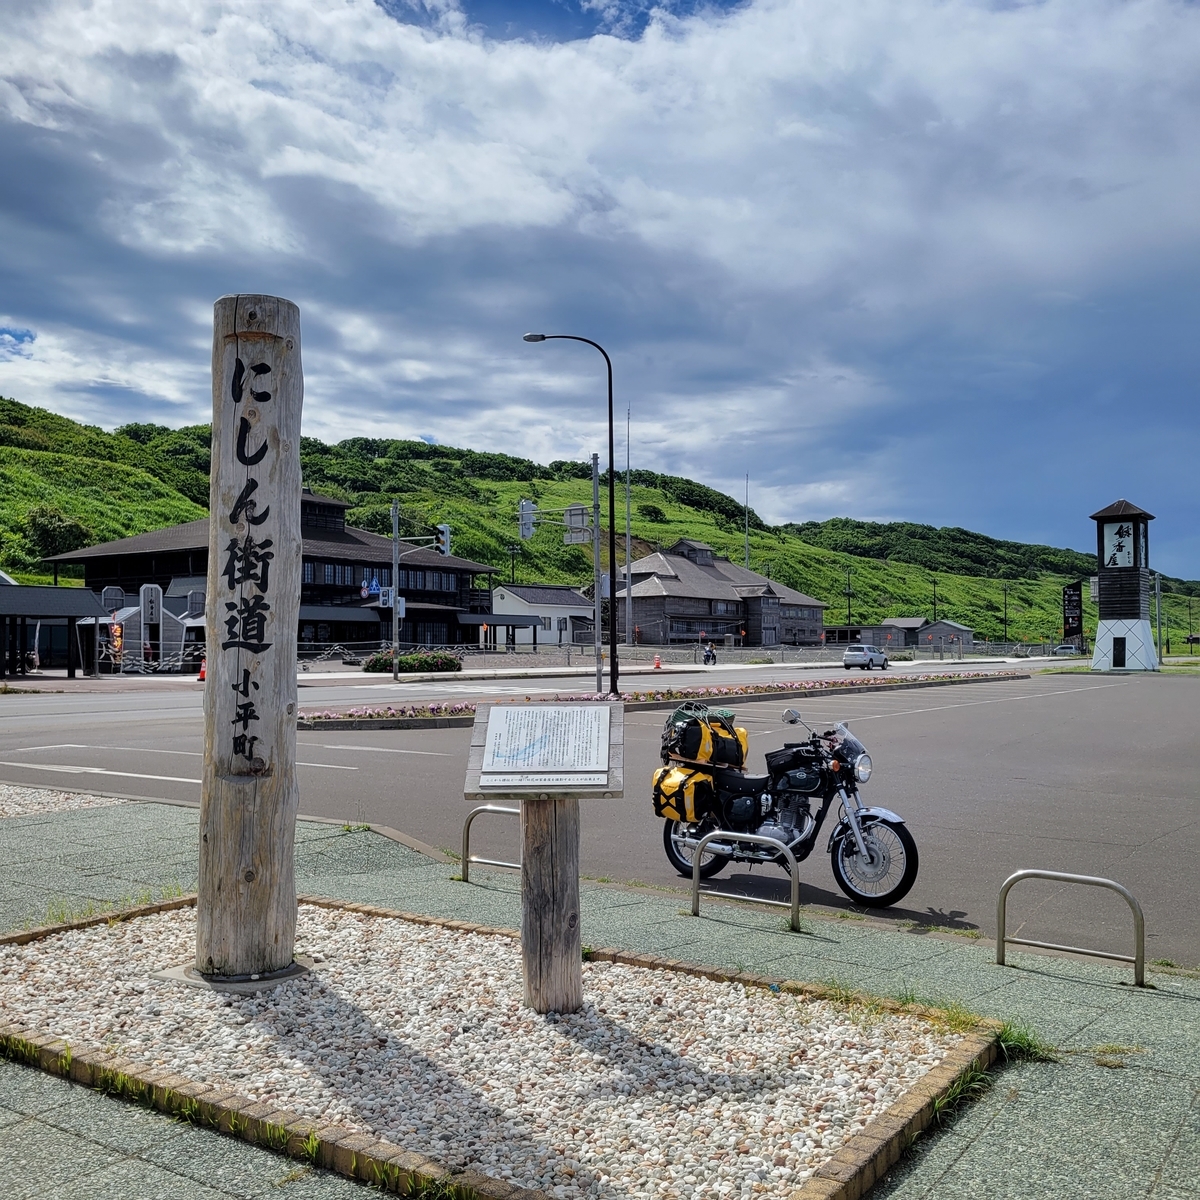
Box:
1090;499;1155;521
45;519;211;561
45;520;496;574
301;488;351;508
495;584;592;607
0;586;110;618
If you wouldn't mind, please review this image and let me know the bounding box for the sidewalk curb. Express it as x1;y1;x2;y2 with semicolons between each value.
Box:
1;894;1001;1200
297;671;1030;728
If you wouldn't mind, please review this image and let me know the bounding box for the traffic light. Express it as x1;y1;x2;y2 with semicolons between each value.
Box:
435;524;452;556
518;499;537;540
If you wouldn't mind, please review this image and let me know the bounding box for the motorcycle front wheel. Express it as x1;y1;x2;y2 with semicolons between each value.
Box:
830;818;918;907
663;819;730;878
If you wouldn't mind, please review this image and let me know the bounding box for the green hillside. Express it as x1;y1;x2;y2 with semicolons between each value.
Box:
2;395;1197;647
0;446;206;573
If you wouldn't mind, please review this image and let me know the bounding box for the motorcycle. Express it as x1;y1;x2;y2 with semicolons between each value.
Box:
660;707;919;908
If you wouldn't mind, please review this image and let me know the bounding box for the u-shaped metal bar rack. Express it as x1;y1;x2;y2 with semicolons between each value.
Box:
461;804;521;883
996;868;1145;986
690;830;802;932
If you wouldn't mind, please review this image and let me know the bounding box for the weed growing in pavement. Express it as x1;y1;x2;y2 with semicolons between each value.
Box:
272;1166;312;1187
778;916;813;934
260;1120;290;1151
931;1064;992;1124
300;1130;321;1165
837;911;866;921
340;822;371;833
997;1021;1059;1062
38;881;187;929
1152;958;1177;967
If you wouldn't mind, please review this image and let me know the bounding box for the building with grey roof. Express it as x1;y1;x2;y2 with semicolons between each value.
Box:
617;540;826;646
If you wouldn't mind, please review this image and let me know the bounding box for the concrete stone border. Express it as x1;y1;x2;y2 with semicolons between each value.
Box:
0;893;1001;1200
297;672;1030;729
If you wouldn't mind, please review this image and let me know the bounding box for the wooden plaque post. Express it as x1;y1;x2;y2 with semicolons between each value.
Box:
196;294;303;979
465;702;623;1014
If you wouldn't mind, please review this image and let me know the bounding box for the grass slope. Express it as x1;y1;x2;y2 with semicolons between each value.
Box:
2;396;1197;646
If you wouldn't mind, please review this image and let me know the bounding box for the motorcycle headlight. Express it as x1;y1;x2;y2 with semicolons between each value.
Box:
854;754;872;783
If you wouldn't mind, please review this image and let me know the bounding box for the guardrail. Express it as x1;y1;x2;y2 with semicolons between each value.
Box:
690;830;802;932
996;869;1146;986
461;805;521;883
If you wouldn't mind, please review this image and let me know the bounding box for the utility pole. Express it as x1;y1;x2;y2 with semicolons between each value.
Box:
506;544;520;585
843;565;853;625
1002;581;1009;643
625;405;632;648
591;454;603;695
744;474;750;569
932;575;938;623
391;500;400;682
1190;595;1194;654
1155;572;1163;663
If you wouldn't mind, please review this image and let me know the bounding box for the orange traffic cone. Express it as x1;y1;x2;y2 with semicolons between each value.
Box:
653;654;662;669
198;657;206;681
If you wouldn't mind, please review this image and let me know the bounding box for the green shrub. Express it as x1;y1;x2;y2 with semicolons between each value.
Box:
362;651;462;674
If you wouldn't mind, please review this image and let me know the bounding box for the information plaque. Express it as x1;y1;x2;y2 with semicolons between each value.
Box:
464;702;624;801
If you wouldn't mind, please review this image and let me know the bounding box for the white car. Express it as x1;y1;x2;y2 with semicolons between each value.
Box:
1051;644;1080;657
843;645;889;670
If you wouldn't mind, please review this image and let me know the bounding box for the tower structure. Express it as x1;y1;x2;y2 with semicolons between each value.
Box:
1089;498;1158;672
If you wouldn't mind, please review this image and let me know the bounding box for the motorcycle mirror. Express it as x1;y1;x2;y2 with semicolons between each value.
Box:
782;708;802;724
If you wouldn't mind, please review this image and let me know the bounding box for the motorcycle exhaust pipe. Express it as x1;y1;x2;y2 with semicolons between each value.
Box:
676;835;793;860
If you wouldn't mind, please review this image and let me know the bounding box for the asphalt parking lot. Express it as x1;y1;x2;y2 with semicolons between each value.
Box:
0;671;1195;966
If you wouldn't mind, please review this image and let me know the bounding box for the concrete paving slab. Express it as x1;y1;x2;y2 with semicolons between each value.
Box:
0;1117;124;1199
36;1087;189;1156
59;1158;236;1200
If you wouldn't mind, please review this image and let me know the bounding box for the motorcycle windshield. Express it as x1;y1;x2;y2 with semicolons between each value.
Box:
834;722;868;764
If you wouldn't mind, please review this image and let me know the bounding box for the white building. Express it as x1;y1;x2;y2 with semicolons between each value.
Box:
486;584;595;648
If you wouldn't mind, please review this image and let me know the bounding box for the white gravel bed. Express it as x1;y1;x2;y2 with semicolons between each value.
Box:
0;783;127;818
0;906;962;1197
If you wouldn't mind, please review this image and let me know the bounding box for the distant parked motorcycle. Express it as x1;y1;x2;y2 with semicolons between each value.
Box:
652;704;919;907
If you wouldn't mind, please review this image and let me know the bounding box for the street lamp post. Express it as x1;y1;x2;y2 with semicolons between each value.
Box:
524;333;620;695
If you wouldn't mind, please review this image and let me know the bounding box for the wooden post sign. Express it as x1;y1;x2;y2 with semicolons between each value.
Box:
196;295;304;980
465;702;624;1014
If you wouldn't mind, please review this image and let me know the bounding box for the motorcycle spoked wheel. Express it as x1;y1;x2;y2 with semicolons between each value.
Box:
830;818;918;907
662;818;730;878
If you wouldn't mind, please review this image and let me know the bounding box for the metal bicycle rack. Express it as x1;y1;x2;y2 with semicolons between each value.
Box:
461;805;521;883
996;869;1146;987
690;830;802;932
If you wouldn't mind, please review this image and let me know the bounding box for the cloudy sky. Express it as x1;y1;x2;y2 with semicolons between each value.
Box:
2;0;1199;571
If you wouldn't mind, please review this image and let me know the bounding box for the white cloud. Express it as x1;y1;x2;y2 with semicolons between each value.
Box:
2;0;1200;563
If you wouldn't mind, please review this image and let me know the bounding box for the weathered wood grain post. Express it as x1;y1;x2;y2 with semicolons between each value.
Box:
196;294;303;979
522;794;583;1013
465;702;623;1013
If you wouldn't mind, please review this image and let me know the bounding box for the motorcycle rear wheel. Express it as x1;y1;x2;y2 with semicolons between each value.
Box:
663;819;730;878
831;818;918;907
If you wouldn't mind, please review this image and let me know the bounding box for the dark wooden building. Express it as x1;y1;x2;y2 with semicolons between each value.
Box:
46;489;497;655
619;540;826;646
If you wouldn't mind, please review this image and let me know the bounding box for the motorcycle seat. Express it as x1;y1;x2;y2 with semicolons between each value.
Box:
713;767;769;794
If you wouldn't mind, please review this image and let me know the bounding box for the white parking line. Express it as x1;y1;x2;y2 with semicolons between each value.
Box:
0;761;202;785
0;748;357;772
298;743;453;757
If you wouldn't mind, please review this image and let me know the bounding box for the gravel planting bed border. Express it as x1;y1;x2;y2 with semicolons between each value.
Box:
297;673;1029;730
0;895;999;1200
